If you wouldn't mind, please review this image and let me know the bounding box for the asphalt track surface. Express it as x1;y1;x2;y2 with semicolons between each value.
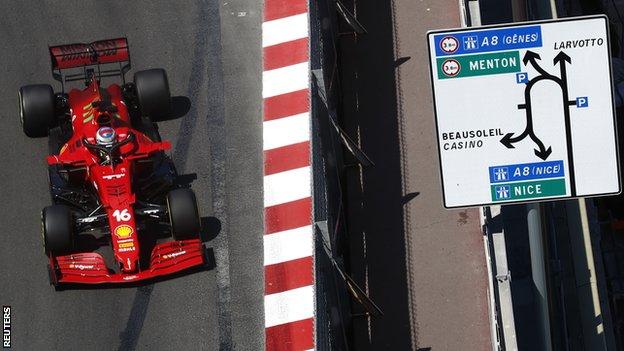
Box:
0;1;263;350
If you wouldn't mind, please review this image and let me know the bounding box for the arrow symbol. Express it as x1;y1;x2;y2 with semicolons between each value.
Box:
500;130;528;149
500;133;515;148
529;131;552;160
523;50;550;77
553;50;577;196
522;50;541;65
501;129;552;160
553;51;571;65
534;146;552;160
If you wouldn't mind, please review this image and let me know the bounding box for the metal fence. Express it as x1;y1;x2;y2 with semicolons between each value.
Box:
310;0;380;349
310;0;353;349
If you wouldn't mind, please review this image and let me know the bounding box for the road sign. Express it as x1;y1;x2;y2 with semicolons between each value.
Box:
427;16;621;208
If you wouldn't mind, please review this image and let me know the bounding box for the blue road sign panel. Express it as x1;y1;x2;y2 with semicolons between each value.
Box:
489;160;565;183
433;25;543;57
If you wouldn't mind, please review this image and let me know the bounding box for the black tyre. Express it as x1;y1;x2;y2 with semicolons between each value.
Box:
134;68;172;122
19;84;56;138
167;188;200;240
42;205;74;255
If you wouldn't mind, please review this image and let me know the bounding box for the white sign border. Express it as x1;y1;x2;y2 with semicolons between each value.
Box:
426;15;622;209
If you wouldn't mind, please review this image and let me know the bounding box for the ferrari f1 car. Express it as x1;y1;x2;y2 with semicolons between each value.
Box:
20;38;207;286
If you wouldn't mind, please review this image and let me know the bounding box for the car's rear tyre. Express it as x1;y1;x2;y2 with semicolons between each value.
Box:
42;205;74;255
167;188;200;240
134;68;172;122
19;84;56;138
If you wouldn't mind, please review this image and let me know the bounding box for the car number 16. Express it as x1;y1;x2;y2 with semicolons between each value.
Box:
113;209;131;222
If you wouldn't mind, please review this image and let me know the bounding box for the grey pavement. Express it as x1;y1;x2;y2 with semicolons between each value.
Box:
394;0;491;348
338;0;492;349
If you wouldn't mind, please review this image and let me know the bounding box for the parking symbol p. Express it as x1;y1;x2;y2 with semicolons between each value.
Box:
576;97;588;108
516;72;528;84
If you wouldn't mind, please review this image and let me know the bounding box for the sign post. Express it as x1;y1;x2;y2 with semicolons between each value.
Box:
428;15;621;208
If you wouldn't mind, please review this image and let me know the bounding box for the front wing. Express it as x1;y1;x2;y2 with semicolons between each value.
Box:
49;239;206;285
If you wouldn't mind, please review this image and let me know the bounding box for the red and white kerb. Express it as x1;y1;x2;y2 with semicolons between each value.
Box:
263;0;314;349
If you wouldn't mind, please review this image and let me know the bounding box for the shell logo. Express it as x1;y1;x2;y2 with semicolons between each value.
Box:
115;224;133;238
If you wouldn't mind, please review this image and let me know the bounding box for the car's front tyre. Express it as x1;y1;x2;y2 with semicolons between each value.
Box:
42;205;74;255
166;188;201;240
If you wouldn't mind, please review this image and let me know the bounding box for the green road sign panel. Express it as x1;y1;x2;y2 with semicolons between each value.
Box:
491;178;566;202
437;51;521;79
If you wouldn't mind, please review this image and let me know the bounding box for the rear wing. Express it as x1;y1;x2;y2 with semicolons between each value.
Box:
49;38;131;88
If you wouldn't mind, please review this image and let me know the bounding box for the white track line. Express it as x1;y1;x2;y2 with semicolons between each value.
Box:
264;225;313;266
264;285;314;328
263;166;311;207
262;13;309;48
263;112;310;151
263;62;310;98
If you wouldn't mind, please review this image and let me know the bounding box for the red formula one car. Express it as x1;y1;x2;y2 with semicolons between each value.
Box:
20;38;207;287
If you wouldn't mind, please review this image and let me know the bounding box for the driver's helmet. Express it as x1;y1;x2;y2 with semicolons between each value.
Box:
96;126;116;146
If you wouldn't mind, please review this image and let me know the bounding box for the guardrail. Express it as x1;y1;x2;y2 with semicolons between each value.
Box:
310;0;382;349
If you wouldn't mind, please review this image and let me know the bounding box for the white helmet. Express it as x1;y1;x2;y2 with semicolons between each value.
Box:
96;126;116;145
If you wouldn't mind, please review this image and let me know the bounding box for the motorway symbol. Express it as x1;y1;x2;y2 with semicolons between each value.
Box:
495;185;510;199
463;35;479;50
493;167;509;181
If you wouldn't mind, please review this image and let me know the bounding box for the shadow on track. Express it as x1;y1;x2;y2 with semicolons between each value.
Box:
154;96;191;122
117;245;215;351
201;216;222;242
118;284;154;351
335;0;413;349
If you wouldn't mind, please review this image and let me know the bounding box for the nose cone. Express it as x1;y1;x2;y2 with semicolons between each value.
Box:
124;257;135;272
